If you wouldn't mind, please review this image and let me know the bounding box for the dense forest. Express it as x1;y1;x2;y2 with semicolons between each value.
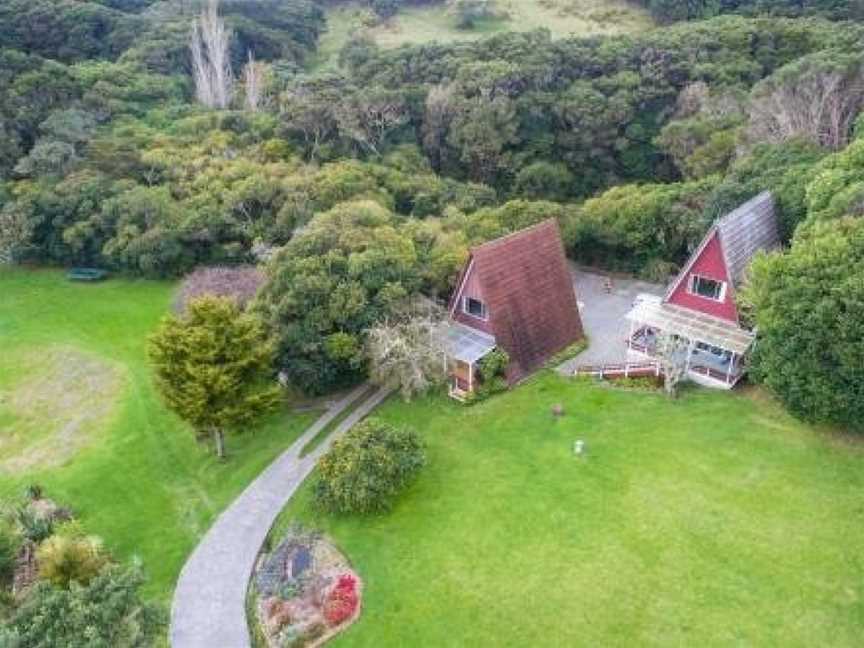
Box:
1;0;862;427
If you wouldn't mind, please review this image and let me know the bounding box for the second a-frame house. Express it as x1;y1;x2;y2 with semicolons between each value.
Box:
625;191;779;388
442;219;584;399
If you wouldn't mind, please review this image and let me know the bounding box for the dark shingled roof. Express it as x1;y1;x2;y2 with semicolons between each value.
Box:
461;219;584;383
716;191;779;285
664;191;779;303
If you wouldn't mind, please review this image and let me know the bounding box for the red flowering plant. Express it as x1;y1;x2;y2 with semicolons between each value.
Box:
322;573;359;626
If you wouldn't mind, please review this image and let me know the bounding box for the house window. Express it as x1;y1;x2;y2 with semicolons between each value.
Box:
463;297;487;320
689;275;725;301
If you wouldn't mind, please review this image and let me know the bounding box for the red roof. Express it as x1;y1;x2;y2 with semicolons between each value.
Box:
449;219;584;382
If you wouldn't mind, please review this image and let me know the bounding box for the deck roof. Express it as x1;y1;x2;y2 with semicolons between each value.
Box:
441;322;497;364
626;300;755;355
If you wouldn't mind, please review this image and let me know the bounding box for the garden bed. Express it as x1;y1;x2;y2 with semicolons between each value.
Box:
251;525;362;647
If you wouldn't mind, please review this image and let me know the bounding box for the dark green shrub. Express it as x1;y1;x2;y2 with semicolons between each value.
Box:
0;523;21;586
470;349;510;402
4;562;166;647
313;418;425;514
15;507;53;543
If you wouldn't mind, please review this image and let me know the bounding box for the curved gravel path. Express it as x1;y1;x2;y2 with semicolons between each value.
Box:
170;384;391;648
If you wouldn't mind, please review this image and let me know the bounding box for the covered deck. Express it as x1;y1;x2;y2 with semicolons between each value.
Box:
440;322;497;400
625;300;755;389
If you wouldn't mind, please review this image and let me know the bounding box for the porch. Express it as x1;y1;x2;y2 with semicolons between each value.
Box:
625;301;755;389
440;322;497;400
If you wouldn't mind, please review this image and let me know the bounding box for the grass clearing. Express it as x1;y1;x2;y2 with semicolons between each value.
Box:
275;373;864;646
311;0;653;70
0;268;319;601
0;346;125;473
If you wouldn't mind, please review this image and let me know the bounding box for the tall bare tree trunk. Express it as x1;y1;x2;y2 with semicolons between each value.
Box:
243;50;264;112
190;0;234;109
212;426;226;459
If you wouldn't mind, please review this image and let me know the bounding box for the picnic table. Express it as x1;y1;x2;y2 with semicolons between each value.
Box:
66;268;108;282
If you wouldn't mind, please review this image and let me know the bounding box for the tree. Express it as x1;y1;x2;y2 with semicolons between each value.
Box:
190;0;234;109
448;0;501;28
421;83;456;171
148;296;281;458
255;200;421;394
313;418;425;513
446;93;519;184
744;217;864;431
513;161;575;201
173;265;264;314
0;201;36;265
241;51;268;112
656;332;689;398
747;51;864;152
334;87;408;155
279;80;341;161
366;299;446;400
573;180;713;273
1;563;165;648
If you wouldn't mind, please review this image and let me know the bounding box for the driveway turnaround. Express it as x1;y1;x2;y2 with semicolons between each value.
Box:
559;266;664;372
170;384;391;648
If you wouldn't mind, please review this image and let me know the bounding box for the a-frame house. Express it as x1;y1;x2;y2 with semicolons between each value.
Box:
442;219;584;399
625;191;779;388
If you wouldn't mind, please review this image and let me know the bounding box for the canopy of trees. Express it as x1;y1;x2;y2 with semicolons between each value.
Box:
2;0;864;424
745;217;864;431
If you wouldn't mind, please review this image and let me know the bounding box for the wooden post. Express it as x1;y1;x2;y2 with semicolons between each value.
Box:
726;351;735;384
468;361;473;392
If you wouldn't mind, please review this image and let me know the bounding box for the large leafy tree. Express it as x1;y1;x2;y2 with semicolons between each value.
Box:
256;200;421;394
148;295;281;458
745;217;864;431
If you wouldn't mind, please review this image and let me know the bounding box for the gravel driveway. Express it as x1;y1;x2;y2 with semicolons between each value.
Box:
558;266;664;373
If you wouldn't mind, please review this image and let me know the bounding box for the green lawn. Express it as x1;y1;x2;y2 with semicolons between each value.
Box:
276;374;864;646
310;0;653;70
0;268;317;601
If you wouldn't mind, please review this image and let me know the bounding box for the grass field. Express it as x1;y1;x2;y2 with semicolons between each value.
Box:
311;0;653;69
275;374;864;646
0;268;317;601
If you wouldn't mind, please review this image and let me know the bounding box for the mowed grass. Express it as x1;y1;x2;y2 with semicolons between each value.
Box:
0;268;317;601
311;0;653;69
278;374;864;646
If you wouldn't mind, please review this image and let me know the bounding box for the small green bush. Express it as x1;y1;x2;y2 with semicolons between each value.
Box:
611;376;660;391
15;507;53;544
36;534;109;588
313;418;425;514
468;349;510;402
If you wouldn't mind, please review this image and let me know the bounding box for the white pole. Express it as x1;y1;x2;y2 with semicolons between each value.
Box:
685;338;695;372
726;351;735;384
